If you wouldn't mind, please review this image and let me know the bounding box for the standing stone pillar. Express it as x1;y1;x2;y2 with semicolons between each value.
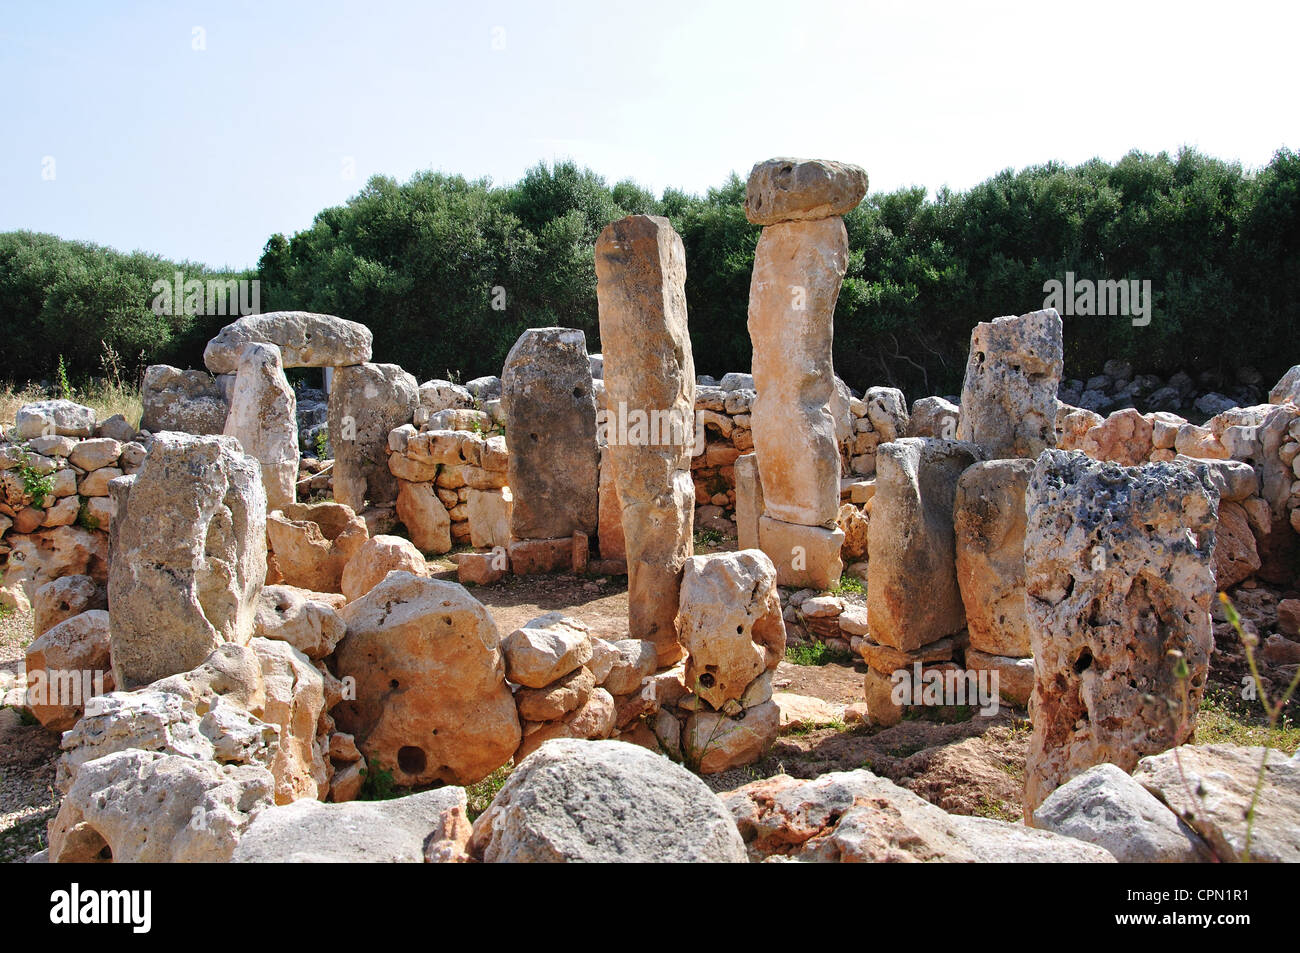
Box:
956;309;1063;459
108;433;267;690
596;215;696;665
745;158;867;589
1022;450;1217;814
327;363;419;514
224;342;298;513
502;328;599;542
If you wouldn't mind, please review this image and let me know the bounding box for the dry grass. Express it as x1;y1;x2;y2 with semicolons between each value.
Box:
0;379;141;430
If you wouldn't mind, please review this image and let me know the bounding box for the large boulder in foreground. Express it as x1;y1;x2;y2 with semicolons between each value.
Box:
1023;451;1217;813
1133;743;1300;863
47;749;275;863
724;770;1113;863
468;739;746;862
334;573;520;787
232;787;467;863
109;433;267;690
1031;762;1215;862
204;311;372;375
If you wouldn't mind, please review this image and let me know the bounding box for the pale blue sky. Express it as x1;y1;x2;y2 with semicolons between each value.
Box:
3;0;1296;268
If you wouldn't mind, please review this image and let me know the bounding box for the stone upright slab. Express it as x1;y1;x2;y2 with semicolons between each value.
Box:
109;433;267;689
328;363;418;513
1023;451;1217;814
747;215;847;528
867;437;981;651
595;215;696;664
957;309;1063;459
224;342;298;513
502;328;599;541
954;458;1033;657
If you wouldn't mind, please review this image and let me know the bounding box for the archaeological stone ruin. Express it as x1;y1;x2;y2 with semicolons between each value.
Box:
2;155;1299;866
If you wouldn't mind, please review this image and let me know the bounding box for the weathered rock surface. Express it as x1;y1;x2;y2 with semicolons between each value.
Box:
684;700;780;774
954;458;1033;657
957;309;1063;459
1032;762;1215;862
24;609;113;731
334;573;520;786
396;479;451;554
600;637;658;696
252;585;346;659
468;739;746;862
328;362;418;511
743;157;868;226
48;750;275;863
595;215;696;664
266;502;368;593
340;534;428;603
503;327;600;540
109;433;267;689
676;550;785;709
13;399;96;440
501;614;594;689
724;769;1112;863
1023;451;1217;812
868;438;981;651
1213;500;1261;589
204;311;372;375
32;574;105;638
223;342;298;512
55;686;277;794
747;216;847;528
1268;364;1300;405
513;687;618;761
140;365;230;434
232;787;468;862
1133;743;1300;863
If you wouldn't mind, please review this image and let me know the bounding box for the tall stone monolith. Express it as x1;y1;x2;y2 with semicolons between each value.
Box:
595;215;696;664
745;157;866;587
1023;450;1217;814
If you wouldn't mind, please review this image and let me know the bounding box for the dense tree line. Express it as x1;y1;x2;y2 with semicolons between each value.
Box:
3;148;1297;398
0;231;253;385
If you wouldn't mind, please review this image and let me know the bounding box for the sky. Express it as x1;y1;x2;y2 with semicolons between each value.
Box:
2;0;1297;269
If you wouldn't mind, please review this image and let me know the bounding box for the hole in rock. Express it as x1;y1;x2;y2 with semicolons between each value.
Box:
389;679;400;690
397;745;427;775
698;672;716;688
1073;647;1094;674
